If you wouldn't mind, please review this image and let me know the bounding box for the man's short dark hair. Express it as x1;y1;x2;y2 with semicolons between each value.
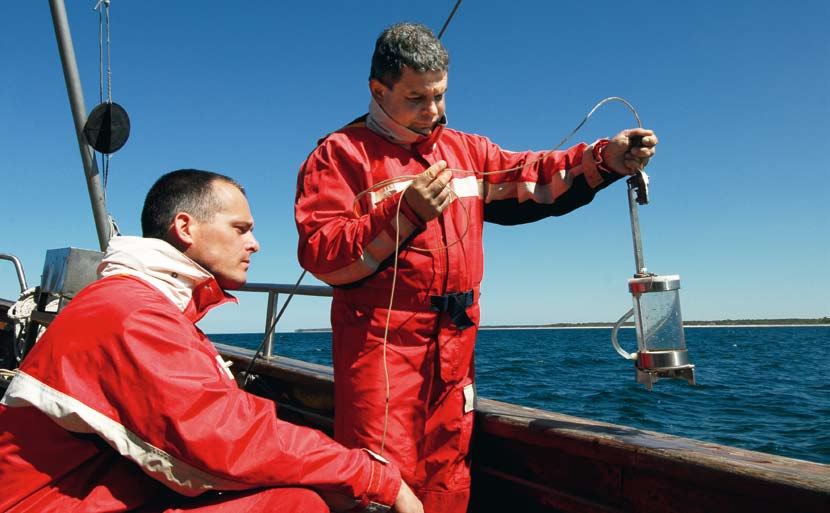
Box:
370;22;449;87
141;169;244;239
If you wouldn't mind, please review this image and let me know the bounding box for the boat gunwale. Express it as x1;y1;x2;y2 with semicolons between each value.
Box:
214;342;830;496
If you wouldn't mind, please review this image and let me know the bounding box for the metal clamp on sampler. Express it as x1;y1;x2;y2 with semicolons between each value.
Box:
611;166;696;390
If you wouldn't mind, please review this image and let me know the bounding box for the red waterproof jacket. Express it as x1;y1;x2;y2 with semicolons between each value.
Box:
0;236;400;513
295;116;620;298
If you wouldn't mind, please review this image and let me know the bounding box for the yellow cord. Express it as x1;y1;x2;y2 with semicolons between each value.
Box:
371;96;643;455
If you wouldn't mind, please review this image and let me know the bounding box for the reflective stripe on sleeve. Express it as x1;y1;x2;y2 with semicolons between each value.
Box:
483;168;578;204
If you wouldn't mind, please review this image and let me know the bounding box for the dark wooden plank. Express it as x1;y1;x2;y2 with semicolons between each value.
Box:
473;398;830;513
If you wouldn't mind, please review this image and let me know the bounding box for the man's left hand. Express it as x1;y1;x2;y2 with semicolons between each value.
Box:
603;128;658;175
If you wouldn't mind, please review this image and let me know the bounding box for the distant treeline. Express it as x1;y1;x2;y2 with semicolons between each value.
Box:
479;318;830;329
297;318;829;332
684;318;830;326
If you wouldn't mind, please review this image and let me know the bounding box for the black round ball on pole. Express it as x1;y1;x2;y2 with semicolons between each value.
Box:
83;102;130;154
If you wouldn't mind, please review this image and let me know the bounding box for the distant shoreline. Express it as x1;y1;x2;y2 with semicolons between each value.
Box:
296;319;830;333
479;324;830;330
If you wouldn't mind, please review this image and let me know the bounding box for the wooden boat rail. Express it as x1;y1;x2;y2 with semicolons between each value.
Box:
217;339;829;513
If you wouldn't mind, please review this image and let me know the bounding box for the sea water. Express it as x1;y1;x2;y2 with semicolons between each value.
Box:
210;326;830;464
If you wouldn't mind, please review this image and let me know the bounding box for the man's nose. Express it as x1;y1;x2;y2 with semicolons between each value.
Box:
247;233;260;253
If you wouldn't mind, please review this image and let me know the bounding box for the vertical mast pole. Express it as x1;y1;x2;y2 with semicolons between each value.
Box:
49;0;111;251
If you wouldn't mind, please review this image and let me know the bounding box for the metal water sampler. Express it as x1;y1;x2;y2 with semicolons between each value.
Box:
611;171;696;390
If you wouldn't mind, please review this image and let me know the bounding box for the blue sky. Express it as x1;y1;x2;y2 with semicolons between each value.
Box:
1;1;828;333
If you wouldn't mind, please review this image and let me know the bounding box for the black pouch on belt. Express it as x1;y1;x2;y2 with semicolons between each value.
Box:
429;290;475;330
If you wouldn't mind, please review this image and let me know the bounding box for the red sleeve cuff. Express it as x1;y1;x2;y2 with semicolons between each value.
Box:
397;193;426;229
582;139;614;188
357;449;402;511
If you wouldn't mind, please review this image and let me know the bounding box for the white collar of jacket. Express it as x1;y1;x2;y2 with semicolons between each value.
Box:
366;97;447;147
98;236;236;319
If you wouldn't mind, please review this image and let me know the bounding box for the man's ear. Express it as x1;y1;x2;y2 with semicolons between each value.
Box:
167;211;196;251
369;79;386;102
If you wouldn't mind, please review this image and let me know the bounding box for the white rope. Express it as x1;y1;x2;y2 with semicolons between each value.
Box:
7;288;38;322
5;288;38;363
7;288;60;355
109;214;121;237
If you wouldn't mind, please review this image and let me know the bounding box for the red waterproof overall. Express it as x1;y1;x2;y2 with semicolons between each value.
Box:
0;236;400;513
295;116;620;513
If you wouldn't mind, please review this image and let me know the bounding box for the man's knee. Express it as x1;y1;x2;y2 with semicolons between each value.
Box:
172;487;329;513
256;487;328;512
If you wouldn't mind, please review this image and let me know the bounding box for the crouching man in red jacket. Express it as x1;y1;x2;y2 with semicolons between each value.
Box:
0;169;422;513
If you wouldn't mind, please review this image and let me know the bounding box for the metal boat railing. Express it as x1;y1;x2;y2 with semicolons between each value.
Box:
0;275;332;363
233;282;333;358
0;254;29;294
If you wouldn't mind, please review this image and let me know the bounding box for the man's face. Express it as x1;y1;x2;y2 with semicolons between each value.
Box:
185;180;259;290
371;66;447;136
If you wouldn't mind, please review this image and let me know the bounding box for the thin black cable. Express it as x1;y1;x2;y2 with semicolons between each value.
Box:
103;2;111;189
242;270;308;388
97;4;103;104
94;1;112;191
437;0;462;39
105;3;111;104
96;2;104;190
103;155;110;190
